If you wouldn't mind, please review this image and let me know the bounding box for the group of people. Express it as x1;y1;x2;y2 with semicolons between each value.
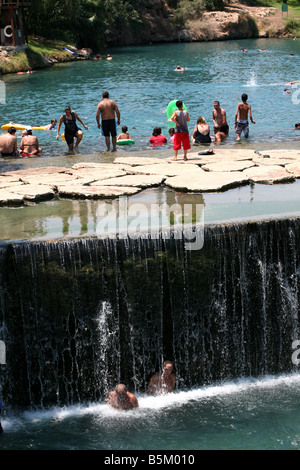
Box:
108;360;176;411
148;93;255;160
0;125;42;157
0;91;255;159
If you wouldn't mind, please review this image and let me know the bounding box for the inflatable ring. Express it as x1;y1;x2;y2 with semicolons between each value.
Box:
166;100;188;128
4;26;13;38
116;139;135;146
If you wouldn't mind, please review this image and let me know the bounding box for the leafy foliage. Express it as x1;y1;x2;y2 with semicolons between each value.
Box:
24;0;225;49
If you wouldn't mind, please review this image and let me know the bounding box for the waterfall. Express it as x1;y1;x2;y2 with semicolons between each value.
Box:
0;218;299;408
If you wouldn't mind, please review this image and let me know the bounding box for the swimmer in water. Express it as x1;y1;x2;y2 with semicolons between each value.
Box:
108;384;139;410
117;125;132;141
147;360;176;395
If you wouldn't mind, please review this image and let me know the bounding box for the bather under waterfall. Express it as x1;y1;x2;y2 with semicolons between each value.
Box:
0;218;299;409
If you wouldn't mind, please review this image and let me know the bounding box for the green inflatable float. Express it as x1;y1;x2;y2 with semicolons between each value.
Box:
166;100;188;128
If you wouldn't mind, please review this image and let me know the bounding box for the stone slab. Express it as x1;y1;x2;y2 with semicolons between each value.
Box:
285;162;300;177
201;161;256;172
0;189;24;206
257;149;300;160
128;163;203;177
90;174;165;188
9;184;55;202
113;157;164;166
165;172;249;192
243;165;296;184
57;184;142;199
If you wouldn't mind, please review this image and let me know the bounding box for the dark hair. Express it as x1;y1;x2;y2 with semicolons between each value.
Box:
102;91;109;98
122;126;128;133
7;127;16;134
214;101;220;105
176;100;183;108
153;127;162;136
27;129;32;135
241;93;248;102
65;106;71;112
51;119;57;123
295;123;300;128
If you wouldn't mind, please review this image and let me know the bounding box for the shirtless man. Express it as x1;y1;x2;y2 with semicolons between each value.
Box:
20;127;41;156
108;384;139;411
96;91;120;152
212;101;229;142
234;93;255;141
147;360;176;395
0;127;19;157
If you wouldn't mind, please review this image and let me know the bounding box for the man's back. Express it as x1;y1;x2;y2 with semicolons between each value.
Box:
98;98;118;120
0;133;17;152
237;102;250;120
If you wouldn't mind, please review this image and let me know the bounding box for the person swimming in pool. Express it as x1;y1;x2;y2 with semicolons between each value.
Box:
117;125;132;141
108;384;139;411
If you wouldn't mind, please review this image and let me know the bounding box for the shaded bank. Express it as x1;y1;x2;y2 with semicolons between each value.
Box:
0;217;299;408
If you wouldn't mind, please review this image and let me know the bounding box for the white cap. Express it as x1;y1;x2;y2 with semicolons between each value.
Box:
26;125;32;131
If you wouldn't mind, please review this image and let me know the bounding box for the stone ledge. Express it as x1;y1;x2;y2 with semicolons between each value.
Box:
0;148;299;205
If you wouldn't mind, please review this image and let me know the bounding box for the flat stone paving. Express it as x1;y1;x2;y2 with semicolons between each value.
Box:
0;148;300;206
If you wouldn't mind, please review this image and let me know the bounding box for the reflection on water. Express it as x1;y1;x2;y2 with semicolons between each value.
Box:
0;183;300;242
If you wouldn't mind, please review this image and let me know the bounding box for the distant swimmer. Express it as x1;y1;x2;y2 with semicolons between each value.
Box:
56;106;88;151
174;65;187;71
294;123;300;129
96;90;120;152
106;54;112;60
284;88;292;94
285;80;300;86
0;127;19;157
241;48;248;52
44;118;57;130
108;384;139;411
234;93;255;141
20;126;42;156
147;360;176;396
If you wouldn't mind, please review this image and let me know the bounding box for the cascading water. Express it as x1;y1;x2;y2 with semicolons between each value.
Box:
0;218;299;408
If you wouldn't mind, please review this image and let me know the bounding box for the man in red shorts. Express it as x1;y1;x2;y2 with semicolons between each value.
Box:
170;100;191;161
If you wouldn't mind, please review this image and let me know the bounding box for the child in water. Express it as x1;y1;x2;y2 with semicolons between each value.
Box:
117;126;132;141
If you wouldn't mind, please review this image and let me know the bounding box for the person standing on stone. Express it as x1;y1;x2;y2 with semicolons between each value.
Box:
170;100;191;161
234;93;255;141
108;384;139;410
96;90;121;152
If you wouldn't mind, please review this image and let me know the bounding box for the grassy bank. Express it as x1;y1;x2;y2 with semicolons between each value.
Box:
0;38;81;75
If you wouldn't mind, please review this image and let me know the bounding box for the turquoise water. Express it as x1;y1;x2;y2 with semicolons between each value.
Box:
1;37;300;167
1;374;300;450
1;39;300;451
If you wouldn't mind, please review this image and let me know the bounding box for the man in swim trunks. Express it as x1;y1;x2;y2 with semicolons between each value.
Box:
56;106;88;151
20;126;42;156
212;101;229;141
96;91;120;152
234;93;255;141
108;384;139;411
0;127;19;157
